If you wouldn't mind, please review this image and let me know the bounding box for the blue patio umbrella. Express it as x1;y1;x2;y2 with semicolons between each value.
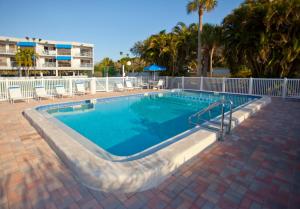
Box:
144;64;166;80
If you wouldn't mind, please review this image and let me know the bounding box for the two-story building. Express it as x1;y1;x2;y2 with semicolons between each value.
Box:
0;36;94;76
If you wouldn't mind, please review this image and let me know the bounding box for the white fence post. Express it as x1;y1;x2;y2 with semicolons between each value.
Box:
5;79;9;99
105;76;109;92
90;77;96;94
41;77;45;87
166;76;168;89
182;76;184;89
200;77;203;91
282;77;287;98
249;77;253;95
69;78;73;95
222;77;226;92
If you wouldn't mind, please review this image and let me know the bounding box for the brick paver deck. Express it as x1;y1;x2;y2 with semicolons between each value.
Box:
0;92;299;209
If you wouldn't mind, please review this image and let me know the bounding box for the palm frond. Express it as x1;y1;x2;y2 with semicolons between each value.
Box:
187;0;198;14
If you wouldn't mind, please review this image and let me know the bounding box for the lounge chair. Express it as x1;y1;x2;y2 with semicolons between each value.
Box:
8;86;27;103
153;79;164;89
55;85;71;98
75;82;88;95
35;86;54;100
140;82;149;89
125;80;141;90
115;83;125;92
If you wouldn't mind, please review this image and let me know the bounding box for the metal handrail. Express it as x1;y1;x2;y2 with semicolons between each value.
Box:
189;99;233;140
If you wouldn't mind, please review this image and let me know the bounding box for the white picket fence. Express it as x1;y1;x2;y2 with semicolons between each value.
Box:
0;77;142;101
0;76;299;101
167;77;300;98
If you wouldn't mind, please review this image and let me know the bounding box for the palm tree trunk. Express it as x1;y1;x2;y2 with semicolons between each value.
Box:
209;47;214;77
197;8;203;76
203;54;208;77
172;60;175;76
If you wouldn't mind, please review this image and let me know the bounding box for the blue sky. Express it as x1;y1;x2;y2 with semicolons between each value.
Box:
0;0;243;62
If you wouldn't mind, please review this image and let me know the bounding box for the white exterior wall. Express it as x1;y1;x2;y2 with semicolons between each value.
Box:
6;57;10;66
72;47;80;56
72;58;81;68
38;57;45;68
35;44;43;55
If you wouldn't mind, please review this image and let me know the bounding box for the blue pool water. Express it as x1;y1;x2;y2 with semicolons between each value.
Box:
46;91;259;156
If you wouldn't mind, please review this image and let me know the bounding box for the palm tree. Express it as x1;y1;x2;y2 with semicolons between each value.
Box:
145;31;171;68
222;0;300;77
201;24;222;76
173;22;198;74
15;48;39;76
173;22;198;71
97;57;115;76
187;0;217;76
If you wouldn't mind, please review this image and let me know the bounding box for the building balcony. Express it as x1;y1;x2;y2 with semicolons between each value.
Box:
80;63;93;68
58;62;71;67
41;50;56;56
57;52;71;56
43;63;56;68
74;52;93;57
57;49;71;56
0;61;18;69
0;49;17;54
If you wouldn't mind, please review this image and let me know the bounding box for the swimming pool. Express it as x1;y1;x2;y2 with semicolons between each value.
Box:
25;90;270;192
44;90;259;157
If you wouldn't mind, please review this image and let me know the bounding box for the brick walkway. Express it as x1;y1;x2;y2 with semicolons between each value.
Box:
0;93;299;209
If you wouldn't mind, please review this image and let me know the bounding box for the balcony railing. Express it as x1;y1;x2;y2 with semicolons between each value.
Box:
0;49;17;54
43;63;56;67
57;52;71;55
58;63;71;67
75;52;93;57
80;63;93;68
0;61;19;68
41;50;56;56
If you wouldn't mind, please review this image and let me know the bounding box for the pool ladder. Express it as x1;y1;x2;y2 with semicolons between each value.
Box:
188;99;233;140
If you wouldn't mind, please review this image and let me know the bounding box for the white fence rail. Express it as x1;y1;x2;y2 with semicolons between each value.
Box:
0;76;299;101
166;77;300;98
0;77;143;101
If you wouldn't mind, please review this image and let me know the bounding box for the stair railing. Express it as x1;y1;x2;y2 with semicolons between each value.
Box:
188;99;233;140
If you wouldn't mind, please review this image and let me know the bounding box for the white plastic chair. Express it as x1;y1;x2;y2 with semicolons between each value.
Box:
35;86;54;100
153;79;164;89
115;83;125;92
55;85;71;98
75;83;87;95
125;80;141;90
8;86;27;103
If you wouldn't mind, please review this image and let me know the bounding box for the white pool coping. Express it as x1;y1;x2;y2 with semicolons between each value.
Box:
23;92;271;193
